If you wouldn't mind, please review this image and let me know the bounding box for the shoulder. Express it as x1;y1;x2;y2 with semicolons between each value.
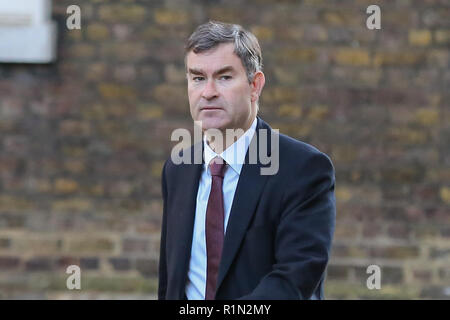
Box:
273;133;336;214
279;133;332;167
277;133;334;182
257;117;333;169
163;142;202;173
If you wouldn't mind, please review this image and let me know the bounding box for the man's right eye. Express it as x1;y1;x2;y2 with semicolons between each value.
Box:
193;77;204;82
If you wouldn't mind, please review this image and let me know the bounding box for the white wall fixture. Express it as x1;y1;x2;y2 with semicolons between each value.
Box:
0;0;57;63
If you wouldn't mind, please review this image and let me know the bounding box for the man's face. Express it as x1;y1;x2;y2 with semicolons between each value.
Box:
186;43;255;132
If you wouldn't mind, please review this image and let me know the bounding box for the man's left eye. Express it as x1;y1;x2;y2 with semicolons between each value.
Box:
219;75;232;80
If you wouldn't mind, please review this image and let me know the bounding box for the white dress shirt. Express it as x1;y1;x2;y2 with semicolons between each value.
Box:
185;117;257;300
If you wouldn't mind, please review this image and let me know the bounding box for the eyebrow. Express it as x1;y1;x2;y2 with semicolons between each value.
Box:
188;66;235;76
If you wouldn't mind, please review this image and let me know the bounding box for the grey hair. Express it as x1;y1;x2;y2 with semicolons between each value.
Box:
185;21;263;83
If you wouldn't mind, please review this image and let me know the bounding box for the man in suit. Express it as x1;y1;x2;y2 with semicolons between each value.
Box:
158;21;336;300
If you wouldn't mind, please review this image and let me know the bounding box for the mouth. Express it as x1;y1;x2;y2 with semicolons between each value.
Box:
200;106;223;111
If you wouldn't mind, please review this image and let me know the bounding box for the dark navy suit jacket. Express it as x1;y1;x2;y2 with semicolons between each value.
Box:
158;117;336;300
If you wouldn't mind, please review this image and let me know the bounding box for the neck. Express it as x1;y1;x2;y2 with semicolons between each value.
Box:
204;117;255;154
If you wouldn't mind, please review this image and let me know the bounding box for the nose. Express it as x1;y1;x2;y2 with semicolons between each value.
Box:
201;79;219;100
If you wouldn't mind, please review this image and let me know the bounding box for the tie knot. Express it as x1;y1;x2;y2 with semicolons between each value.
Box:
209;157;226;177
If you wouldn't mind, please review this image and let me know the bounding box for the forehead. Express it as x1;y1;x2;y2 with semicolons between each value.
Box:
186;43;245;73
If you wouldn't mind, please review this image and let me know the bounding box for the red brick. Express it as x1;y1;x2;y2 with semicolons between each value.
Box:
0;256;20;270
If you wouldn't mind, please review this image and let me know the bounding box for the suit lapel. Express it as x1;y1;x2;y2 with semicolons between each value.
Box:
171;142;203;299
216;117;273;291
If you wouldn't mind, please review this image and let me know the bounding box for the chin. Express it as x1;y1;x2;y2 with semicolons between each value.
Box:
197;116;229;131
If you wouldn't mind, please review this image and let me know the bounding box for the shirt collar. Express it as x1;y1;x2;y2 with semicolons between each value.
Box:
203;117;257;175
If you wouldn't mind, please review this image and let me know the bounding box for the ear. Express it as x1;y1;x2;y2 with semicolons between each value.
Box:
250;71;265;103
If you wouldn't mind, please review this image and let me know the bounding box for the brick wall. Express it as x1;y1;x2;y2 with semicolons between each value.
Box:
0;0;448;299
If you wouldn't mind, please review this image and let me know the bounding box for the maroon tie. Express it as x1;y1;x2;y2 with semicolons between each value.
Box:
205;156;227;300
